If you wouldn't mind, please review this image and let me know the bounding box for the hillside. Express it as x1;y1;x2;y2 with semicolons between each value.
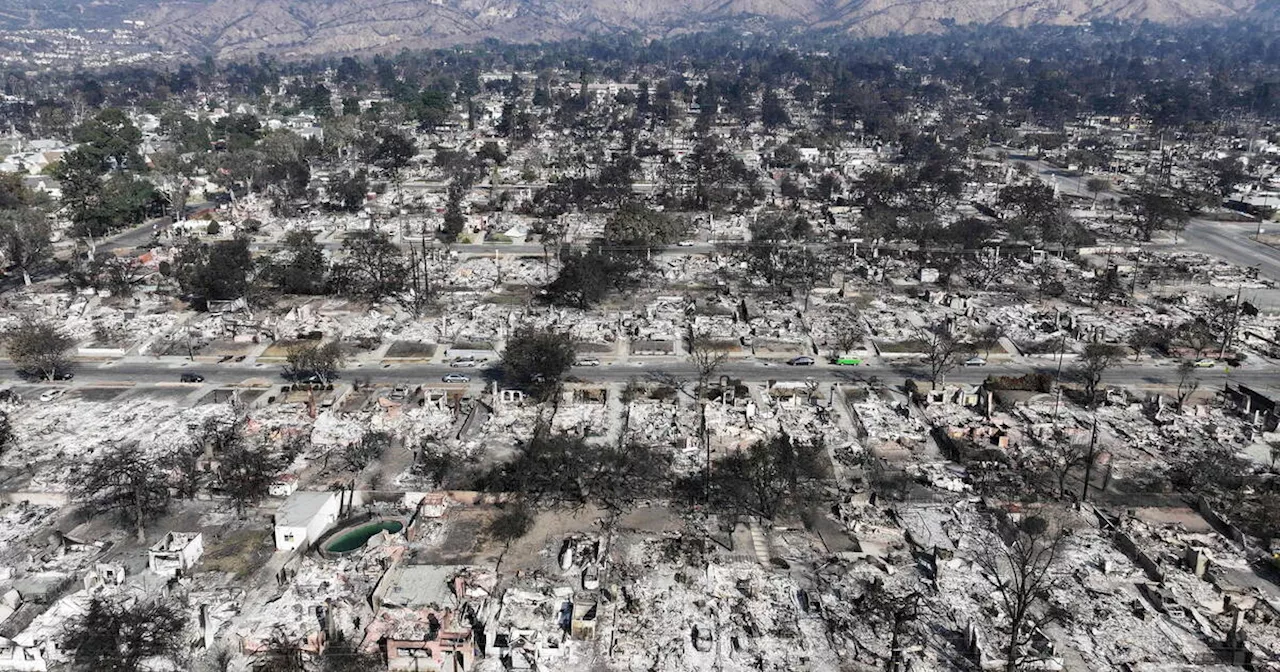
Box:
7;0;1272;57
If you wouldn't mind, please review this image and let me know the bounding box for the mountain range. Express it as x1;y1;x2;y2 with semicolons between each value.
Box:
2;0;1273;58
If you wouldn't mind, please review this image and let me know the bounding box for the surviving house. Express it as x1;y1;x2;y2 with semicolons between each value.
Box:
273;491;341;552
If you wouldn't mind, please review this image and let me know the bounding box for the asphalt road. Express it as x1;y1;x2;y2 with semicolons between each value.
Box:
1177;219;1280;281
0;357;1259;392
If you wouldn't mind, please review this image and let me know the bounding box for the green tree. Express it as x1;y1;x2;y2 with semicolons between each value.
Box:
74;442;172;542
219;441;285;516
1073;343;1126;407
1129;189;1189;242
603;201;684;249
543;247;647;309
328;168;369;212
62;596;188;672
0;411;10;459
441;181;467;242
71;108;143;171
5;318;75;379
501;327;576;401
331;230;404;299
480;433;670;512
0;208;52;285
1205;155;1249;200
285;341;345;386
0;172;40;209
1085;177;1111;206
760;88;790;129
270;230;328;294
213;113;262;152
364;128;416;176
702;433;826;519
176;236;254;309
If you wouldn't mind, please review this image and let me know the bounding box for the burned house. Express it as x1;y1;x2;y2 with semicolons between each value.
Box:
148;532;204;576
367;564;494;672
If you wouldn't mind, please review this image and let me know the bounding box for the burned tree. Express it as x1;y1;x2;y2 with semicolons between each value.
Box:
687;332;729;491
920;324;970;389
1174;360;1200;410
0;410;11;458
1071;343;1125;407
831;311;867;358
975;515;1067;672
402;237;440;317
343;430;391;471
1205;293;1243;359
1040;427;1092;499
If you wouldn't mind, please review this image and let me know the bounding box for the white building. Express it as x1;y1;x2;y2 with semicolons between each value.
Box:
273;491;341;552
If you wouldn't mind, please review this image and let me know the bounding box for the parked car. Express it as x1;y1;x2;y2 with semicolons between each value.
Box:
692;624;714;652
963;356;987;367
582;563;601;590
442;373;470;383
835;357;862;366
389;385;410;401
1193;358;1216;368
39;389;65;403
180;373;205;383
449;358;479;368
575;358;601;367
788;356;815;366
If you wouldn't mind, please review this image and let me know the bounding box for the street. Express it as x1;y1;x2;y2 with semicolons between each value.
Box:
0;355;1259;394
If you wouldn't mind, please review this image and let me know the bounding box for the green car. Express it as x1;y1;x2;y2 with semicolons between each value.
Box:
836;357;862;366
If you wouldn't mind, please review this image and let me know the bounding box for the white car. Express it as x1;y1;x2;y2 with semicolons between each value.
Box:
39;389;66;403
963;356;987;367
389;385;409;401
449;358;479;368
442;373;471;383
1193;358;1216;368
575;358;601;367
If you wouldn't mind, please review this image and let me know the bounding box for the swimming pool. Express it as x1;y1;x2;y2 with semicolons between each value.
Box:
323;519;404;554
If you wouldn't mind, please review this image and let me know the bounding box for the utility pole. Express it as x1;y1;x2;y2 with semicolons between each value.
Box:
1219;284;1243;362
1081;417;1099;502
1052;333;1068;424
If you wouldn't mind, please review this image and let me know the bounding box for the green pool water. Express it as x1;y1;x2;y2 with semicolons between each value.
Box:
324;520;404;553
